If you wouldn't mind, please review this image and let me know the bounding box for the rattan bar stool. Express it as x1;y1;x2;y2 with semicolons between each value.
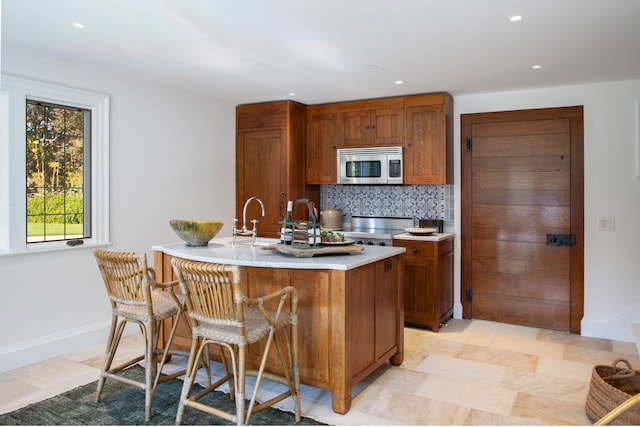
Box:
93;249;198;421
171;258;301;426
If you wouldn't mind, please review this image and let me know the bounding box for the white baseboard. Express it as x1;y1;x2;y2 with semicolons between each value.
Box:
580;301;640;342
0;320;112;374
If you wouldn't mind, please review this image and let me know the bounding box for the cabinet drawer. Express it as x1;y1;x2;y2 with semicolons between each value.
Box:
394;240;435;258
237;111;286;130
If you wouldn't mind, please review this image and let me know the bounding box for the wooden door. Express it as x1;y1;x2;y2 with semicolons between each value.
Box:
307;104;339;184
402;246;435;325
236;128;286;238
375;257;399;359
404;92;453;184
405;104;445;184
339;110;369;147
241;267;331;385
370;108;404;146
461;106;584;333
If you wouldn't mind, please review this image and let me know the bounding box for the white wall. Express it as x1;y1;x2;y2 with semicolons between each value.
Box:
1;47;639;374
452;79;640;342
0;49;236;373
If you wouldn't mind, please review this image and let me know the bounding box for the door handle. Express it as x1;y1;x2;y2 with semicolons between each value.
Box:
546;234;575;247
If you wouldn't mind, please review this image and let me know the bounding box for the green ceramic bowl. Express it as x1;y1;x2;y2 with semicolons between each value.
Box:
169;220;223;246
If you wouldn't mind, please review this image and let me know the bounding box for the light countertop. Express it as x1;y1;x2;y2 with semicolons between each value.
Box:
392;232;455;242
153;237;405;271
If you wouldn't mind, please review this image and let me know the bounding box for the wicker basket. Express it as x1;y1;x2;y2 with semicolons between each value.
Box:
585;358;640;425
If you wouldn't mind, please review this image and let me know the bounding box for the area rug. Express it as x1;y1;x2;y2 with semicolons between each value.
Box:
0;365;326;425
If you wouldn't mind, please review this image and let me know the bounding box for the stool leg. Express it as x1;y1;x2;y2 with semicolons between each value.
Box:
143;320;154;421
292;319;301;422
96;316;124;402
237;345;246;426
176;336;201;425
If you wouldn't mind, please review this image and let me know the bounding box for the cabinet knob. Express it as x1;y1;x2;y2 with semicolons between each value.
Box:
412;247;418;254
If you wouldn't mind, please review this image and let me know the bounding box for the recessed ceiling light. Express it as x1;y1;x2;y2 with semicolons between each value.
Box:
532;64;542;69
367;65;379;70
509;15;523;22
288;93;296;97
394;80;404;85
73;22;86;29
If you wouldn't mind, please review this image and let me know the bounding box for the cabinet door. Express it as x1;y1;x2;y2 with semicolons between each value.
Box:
405;104;447;184
394;241;437;325
403;254;435;324
241;267;331;385
339;110;370;147
307;105;339;184
370;107;404;146
339;108;404;147
375;257;399;359
236;129;286;238
344;263;376;375
284;269;331;383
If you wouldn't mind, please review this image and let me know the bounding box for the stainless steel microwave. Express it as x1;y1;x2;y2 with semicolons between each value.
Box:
337;146;403;184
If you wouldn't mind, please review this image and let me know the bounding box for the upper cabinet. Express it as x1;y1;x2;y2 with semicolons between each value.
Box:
236;101;319;238
338;97;404;148
307;103;339;185
404;93;453;184
304;92;453;185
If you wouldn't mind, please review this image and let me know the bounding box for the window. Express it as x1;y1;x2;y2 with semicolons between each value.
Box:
26;100;91;244
1;75;110;255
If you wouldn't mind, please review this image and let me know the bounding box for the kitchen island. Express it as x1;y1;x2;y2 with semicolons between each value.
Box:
153;237;405;414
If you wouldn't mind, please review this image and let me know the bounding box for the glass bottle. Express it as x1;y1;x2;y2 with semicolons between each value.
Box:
307;203;320;246
280;200;293;244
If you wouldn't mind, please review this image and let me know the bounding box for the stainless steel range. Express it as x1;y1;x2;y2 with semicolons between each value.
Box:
341;216;414;246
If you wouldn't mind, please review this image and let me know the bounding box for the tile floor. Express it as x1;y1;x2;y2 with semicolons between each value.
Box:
1;319;638;425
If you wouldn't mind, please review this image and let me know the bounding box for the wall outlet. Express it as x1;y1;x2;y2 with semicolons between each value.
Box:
599;217;615;231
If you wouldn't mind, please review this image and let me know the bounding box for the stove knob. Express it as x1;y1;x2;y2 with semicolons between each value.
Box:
357;240;365;245
379;242;386;246
367;241;374;245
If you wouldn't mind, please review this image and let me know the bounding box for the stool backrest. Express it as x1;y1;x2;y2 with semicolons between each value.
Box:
171;258;245;331
94;249;154;316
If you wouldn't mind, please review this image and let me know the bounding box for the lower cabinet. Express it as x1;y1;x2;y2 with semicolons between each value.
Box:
153;250;403;414
393;237;453;332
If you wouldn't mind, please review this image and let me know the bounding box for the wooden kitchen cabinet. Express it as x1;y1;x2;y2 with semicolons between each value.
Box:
306;103;339;184
236;100;319;238
393;237;453;331
404;92;453;184
338;97;404;147
307;92;452;184
154;249;404;415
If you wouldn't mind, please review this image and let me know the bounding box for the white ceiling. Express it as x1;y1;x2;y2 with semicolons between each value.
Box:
3;0;640;105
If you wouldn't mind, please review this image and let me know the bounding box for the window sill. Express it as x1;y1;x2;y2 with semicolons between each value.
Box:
0;241;113;258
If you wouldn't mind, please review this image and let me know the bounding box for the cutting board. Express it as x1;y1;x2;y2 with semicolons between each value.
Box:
272;243;364;258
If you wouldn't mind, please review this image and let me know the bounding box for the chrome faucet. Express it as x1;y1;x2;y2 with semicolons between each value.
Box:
232;196;265;245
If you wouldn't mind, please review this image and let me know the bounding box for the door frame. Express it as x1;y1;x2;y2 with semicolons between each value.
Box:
460;106;584;334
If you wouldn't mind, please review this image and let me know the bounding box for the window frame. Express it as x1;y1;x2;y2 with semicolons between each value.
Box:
26;99;92;244
1;74;110;255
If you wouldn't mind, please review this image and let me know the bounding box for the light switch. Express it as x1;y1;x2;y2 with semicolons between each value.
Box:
599;217;615;231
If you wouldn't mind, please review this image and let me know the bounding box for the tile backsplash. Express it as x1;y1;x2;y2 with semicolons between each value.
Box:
320;184;454;230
